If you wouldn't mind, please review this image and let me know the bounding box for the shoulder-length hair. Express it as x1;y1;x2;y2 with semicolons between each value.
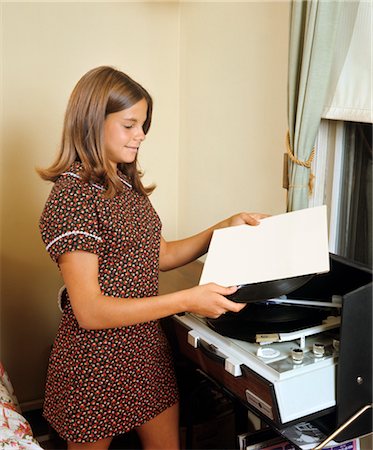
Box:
37;66;155;197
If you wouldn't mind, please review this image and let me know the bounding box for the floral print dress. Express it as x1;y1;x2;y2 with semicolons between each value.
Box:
39;162;179;443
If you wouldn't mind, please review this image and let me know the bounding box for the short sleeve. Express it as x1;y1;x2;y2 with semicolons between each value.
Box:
39;178;102;263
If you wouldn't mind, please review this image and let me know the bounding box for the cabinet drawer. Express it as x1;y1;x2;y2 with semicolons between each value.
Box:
173;317;280;422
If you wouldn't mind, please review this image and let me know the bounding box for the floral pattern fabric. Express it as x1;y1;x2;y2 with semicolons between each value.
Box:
39;163;179;443
0;362;42;449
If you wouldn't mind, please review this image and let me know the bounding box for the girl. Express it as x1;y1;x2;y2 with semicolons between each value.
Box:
38;66;266;450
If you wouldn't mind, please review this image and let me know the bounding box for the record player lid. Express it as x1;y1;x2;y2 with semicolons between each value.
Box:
200;206;330;302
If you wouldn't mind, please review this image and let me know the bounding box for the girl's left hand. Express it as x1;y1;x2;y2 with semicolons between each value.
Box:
225;212;270;227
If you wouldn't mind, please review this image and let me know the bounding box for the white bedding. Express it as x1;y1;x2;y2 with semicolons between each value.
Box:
0;362;42;449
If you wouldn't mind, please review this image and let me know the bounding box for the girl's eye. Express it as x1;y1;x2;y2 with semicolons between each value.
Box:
123;125;133;129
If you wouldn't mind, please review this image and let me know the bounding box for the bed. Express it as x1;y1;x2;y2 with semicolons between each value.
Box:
0;362;42;449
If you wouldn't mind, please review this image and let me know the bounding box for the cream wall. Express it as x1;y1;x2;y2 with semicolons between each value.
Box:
1;1;289;405
1;1;180;405
178;2;288;237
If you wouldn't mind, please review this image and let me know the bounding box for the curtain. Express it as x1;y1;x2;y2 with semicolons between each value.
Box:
287;0;342;211
322;2;372;123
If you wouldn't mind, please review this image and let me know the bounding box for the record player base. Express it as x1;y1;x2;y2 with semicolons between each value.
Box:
172;314;337;429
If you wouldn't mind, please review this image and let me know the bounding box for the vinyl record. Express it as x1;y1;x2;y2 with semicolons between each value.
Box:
206;302;332;342
225;274;314;303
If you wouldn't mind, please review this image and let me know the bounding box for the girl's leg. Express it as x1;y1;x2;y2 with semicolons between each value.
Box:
135;402;180;450
67;436;113;450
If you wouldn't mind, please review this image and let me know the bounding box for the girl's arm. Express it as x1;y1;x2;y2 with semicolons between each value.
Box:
159;212;268;271
59;250;245;330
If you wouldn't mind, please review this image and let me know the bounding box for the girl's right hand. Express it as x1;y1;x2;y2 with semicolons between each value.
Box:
183;283;246;318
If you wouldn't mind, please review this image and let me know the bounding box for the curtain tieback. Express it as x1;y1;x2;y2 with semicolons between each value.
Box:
286;130;315;168
286;130;315;194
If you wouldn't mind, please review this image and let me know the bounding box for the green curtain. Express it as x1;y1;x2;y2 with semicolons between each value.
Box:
287;0;342;211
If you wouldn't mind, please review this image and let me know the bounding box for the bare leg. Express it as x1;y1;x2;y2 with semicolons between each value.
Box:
136;402;180;450
67;436;113;450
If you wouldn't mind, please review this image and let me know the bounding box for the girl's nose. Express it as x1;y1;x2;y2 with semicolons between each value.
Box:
136;127;146;141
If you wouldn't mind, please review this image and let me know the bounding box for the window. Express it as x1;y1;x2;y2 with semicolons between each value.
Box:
312;120;372;268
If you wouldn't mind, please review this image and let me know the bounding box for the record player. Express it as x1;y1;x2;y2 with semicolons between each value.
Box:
172;254;372;441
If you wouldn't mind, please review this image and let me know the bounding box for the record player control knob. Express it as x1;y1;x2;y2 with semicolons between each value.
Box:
313;343;325;358
291;348;304;364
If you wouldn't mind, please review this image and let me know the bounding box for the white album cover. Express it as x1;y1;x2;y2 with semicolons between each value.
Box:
199;205;330;287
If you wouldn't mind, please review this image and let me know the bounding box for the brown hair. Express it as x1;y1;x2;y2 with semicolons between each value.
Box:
37;66;155;197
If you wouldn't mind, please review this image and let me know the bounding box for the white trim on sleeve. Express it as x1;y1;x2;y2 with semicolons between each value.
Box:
46;231;103;251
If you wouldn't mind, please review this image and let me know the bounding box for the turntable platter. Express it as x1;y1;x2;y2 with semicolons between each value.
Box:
207;302;332;342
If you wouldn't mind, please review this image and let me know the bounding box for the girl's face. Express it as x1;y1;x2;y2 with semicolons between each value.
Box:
103;98;148;169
